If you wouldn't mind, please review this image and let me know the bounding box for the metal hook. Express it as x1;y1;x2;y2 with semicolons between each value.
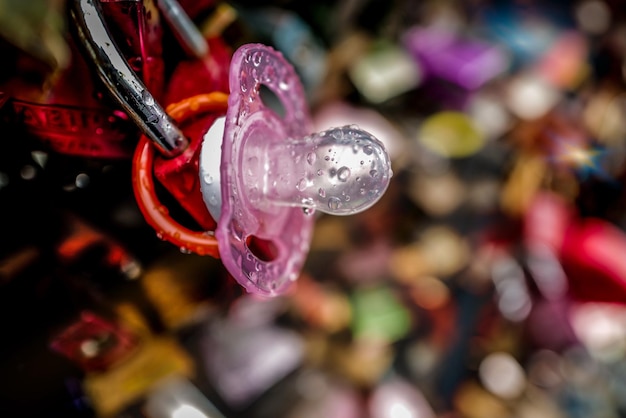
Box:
70;0;188;158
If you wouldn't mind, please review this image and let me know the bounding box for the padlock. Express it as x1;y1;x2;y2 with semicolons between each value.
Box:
2;0;164;159
78;0;393;296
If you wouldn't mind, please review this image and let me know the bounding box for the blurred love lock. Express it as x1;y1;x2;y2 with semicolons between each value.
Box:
2;0;164;159
525;192;626;304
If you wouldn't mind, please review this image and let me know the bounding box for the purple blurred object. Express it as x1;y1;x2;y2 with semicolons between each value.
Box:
403;27;509;90
201;320;304;408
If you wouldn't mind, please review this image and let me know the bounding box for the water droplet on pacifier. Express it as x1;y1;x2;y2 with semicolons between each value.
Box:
328;197;342;210
249;125;392;216
296;178;308;191
337;167;351;182
252;52;262;66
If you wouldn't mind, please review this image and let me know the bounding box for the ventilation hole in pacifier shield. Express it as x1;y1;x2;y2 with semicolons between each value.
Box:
259;84;286;119
245;235;279;262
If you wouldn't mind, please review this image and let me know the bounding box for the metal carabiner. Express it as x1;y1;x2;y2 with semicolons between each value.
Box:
70;0;187;158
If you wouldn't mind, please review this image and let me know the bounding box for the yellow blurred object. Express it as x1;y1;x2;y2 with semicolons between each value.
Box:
501;153;547;217
584;90;626;146
419;111;485;158
200;3;238;38
329;340;393;387
454;381;509;418
420;226;470;277
390;226;470;282
0;0;70;71
84;337;194;417
141;254;220;329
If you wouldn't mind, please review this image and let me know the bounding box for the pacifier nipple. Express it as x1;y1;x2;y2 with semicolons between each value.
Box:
253;125;392;215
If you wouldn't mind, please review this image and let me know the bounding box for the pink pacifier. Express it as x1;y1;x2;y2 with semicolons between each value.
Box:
199;44;392;296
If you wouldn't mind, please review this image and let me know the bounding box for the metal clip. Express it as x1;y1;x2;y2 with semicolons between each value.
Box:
70;0;188;158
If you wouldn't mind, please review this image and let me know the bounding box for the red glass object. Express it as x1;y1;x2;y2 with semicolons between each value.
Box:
163;36;231;106
176;0;217;21
56;216;136;273
50;311;139;372
5;0;164;159
132;92;228;257
525;192;626;303
561;218;626;303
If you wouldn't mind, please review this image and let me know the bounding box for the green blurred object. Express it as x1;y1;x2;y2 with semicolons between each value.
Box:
351;285;412;343
0;0;70;70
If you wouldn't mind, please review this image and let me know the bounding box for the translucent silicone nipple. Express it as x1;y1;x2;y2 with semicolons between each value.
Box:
252;125;392;215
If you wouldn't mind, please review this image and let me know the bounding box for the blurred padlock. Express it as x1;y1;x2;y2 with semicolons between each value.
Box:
1;0;164;159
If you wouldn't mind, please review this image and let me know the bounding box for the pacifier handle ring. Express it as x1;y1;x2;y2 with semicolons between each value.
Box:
132;93;229;258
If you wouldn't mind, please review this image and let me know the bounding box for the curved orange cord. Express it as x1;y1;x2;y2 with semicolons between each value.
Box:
132;92;229;258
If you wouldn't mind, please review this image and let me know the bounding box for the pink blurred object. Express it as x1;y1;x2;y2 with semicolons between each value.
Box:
525;192;626;303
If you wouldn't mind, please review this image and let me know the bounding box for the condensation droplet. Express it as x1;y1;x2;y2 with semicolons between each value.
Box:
203;174;213;184
328;197;342;210
296;178;308;191
337;166;351;182
363;145;373;155
302;207;314;215
306;152;316;165
370;169;378;177
317;169;323;176
318;188;326;198
142;89;154;106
